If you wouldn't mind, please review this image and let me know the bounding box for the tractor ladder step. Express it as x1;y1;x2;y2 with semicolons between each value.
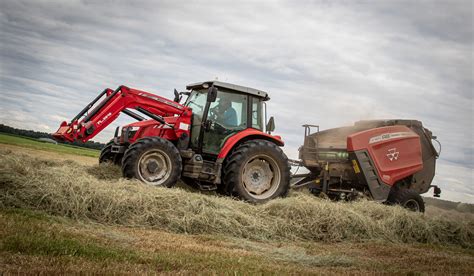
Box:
198;183;217;191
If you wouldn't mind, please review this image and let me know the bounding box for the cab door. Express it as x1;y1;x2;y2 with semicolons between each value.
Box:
202;91;248;155
184;89;208;151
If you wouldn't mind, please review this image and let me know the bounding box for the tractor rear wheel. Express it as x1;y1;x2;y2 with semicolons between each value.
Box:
122;137;182;187
223;139;290;203
387;189;425;212
99;140;123;165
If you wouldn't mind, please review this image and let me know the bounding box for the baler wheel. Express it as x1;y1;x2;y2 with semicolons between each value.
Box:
223;139;290;203
99;140;123;165
387;189;425;212
122;137;182;187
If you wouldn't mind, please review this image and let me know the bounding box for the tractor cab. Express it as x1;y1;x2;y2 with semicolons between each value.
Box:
184;81;270;157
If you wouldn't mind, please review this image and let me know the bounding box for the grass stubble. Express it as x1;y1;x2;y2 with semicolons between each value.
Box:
0;148;473;274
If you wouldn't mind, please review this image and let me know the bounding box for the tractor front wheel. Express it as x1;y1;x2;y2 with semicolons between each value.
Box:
387;189;425;212
223;139;290;203
122;137;182;187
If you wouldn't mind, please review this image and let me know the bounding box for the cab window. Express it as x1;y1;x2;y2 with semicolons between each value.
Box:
208;90;248;128
203;90;248;154
251;96;264;130
184;89;208;148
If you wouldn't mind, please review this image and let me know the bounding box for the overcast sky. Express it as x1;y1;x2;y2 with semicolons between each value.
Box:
1;0;472;203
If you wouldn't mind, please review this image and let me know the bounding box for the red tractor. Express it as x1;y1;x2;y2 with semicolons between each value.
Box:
53;81;290;203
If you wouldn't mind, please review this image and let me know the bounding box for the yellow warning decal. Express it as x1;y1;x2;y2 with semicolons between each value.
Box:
352;160;361;174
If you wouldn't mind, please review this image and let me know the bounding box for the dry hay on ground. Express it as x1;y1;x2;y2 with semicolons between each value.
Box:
0;149;472;248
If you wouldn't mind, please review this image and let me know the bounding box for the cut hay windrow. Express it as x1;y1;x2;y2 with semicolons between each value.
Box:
0;149;472;248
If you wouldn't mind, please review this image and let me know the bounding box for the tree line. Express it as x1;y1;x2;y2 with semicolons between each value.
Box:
0;124;105;150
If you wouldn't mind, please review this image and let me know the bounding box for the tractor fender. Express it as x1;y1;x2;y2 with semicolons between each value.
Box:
217;128;284;159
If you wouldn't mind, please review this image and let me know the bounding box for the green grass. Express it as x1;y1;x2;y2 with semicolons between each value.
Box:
0;133;99;157
1;209;137;262
1;208;473;274
2;234;140;262
0;208;335;274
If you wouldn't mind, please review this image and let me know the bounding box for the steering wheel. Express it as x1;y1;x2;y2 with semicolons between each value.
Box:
209;106;219;121
211;121;228;134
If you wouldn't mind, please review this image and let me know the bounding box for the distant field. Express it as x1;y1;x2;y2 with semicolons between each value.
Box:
0;133;99;158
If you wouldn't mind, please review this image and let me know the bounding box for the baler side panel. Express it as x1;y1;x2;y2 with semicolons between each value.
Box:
350;150;391;201
347;126;423;186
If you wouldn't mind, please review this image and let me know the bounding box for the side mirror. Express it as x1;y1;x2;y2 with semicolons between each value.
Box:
266;116;275;134
207;86;218;102
173;89;180;103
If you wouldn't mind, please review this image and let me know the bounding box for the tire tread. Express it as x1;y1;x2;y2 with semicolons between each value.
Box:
222;139;290;203
121;137;182;187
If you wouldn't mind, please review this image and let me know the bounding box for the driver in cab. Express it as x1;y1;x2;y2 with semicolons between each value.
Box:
213;98;237;127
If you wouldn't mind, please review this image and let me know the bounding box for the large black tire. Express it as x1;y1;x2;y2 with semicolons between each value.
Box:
121;137;182;187
387;189;425;212
99;140;123;165
223;139;290;203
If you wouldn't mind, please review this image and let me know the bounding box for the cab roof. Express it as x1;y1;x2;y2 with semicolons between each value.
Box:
186;81;269;100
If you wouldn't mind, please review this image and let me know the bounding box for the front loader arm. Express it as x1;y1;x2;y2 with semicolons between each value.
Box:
53;85;189;143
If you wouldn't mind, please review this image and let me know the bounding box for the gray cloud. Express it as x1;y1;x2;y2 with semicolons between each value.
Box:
0;0;472;202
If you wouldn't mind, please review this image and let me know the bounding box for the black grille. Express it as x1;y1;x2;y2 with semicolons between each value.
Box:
128;130;137;139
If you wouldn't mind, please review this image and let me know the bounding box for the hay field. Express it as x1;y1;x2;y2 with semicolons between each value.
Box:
0;143;473;274
0;133;99;157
